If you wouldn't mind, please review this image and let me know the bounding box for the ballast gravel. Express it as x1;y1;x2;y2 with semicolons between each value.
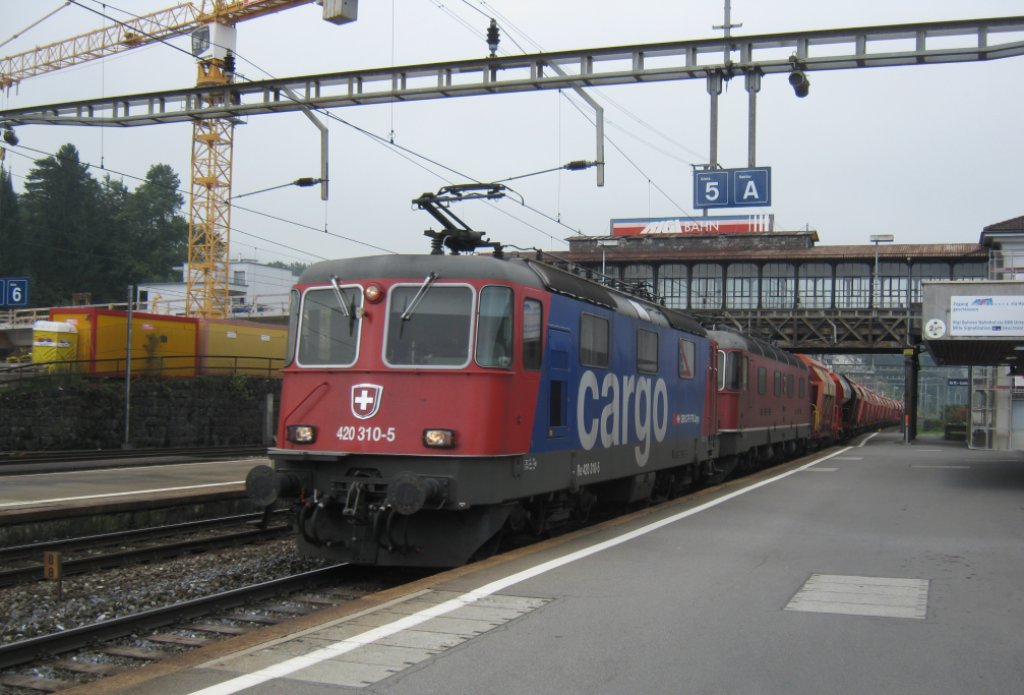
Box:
0;539;328;647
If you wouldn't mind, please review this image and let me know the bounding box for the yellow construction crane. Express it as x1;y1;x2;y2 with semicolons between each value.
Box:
1;0;356;317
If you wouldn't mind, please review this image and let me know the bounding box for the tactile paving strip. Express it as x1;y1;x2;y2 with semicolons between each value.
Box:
785;573;929;620
207;590;550;688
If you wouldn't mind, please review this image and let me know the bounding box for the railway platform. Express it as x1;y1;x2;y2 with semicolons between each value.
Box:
0;456;266;544
65;431;1024;695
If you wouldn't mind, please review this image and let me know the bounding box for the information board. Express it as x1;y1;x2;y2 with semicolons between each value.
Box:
1;278;29;308
694;167;772;209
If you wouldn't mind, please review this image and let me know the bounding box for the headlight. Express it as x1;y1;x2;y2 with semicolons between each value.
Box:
286;424;316;444
423;429;455;449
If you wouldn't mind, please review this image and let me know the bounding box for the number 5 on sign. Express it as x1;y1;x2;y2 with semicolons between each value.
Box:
694;171;730;208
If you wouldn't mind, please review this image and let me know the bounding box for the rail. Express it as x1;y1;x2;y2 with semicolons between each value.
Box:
0;565;345;671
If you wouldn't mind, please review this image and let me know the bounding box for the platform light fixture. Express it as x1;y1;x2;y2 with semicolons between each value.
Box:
788;69;810;98
598;238;620;277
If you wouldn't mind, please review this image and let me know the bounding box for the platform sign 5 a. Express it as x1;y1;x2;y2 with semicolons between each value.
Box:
0;278;29;307
694;167;771;209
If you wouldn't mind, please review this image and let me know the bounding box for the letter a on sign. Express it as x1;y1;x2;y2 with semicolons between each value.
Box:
730;167;771;207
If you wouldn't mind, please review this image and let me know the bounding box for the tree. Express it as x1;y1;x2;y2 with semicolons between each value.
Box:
120;164;187;284
0;167;20;276
14;145;188;307
20;144;105;306
267;260;309;276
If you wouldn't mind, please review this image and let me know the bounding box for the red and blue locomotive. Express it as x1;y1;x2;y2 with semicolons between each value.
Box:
246;187;901;567
247;252;720;566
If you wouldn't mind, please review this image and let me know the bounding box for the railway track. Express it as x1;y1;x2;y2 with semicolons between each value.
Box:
0;512;289;588
0;565;356;692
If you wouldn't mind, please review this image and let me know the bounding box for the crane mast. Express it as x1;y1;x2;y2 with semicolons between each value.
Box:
1;0;354;316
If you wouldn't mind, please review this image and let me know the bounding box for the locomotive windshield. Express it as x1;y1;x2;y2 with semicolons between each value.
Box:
296;286;363;366
385;284;474;367
475;286;513;368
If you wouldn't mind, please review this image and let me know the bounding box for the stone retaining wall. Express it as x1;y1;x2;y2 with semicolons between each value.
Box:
0;375;281;452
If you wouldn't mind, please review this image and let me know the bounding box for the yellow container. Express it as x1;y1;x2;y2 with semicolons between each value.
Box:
31;320;79;372
199;319;287;376
50;308;198;377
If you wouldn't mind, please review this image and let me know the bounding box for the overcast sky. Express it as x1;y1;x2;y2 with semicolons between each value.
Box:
2;0;1022;270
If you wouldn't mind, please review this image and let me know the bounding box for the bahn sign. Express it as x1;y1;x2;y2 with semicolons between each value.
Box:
610;214;774;236
694;167;772;209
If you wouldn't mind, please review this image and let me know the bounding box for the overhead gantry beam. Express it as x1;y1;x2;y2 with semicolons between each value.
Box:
2;16;1022;128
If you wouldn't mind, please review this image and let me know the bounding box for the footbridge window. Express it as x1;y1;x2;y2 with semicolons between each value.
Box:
658;264;688;309
798;263;833;309
726;263;758;309
836;263;871;308
692;264;723;310
623;264;655;298
877;261;909;309
910;263;950;303
763;263;795;309
953;261;987;280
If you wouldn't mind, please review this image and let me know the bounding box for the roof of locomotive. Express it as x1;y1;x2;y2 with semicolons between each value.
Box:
707;328;805;369
300;254;546;287
300;254;706;337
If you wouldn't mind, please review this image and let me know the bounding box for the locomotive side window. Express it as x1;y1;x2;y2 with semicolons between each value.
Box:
678;339;695;379
774;370;782;396
476;286;513;368
758;366;767;395
719;351;745;391
284;289;299;366
637;329;658;374
385;284;473;367
786;374;794;398
297;286;363;366
522;299;543;370
580;314;610;368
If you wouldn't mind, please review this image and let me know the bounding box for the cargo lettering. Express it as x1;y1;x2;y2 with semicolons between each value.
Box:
577;371;668;467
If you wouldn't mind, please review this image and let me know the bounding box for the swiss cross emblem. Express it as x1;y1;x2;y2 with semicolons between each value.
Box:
351;384;383;420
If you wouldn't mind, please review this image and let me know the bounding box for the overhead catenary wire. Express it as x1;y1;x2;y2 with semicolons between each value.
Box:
7;0;610;254
5;144;346;261
0;2;73;50
63;0;588;245
423;0;705;229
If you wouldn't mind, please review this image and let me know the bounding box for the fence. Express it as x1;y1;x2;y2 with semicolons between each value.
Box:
0;354;284;384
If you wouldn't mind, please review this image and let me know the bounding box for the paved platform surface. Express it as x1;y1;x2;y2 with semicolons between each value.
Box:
73;433;1024;695
0;458;262;522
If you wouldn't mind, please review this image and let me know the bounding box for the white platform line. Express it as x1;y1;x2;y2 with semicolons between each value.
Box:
0;481;245;509
187;446;855;695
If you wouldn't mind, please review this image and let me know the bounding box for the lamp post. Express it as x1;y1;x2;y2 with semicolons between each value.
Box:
869;234;894;308
598;238;620;278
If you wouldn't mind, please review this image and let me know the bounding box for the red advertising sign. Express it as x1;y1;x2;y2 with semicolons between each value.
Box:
610;214;773;237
